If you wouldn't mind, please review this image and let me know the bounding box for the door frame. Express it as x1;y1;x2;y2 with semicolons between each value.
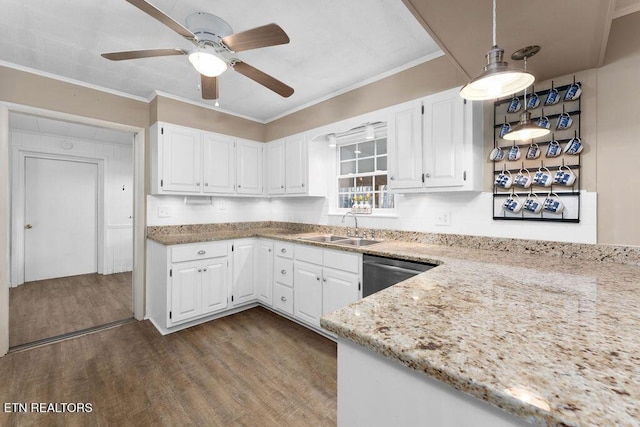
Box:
0;102;147;356
13;152;105;285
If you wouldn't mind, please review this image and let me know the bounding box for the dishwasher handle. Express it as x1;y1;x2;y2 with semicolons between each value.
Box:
363;261;427;275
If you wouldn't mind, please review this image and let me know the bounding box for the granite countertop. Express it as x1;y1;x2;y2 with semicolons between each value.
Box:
147;227;640;426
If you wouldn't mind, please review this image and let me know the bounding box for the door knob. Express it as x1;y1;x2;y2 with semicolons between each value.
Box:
25;224;33;229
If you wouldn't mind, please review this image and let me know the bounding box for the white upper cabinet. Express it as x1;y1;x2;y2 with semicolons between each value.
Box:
159;125;202;193
265;140;286;194
285;134;307;194
203;132;235;194
387;87;483;193
151;122;264;197
265;132;327;197
236;139;264;195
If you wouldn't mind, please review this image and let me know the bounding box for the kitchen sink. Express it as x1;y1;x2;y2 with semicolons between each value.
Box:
298;235;348;243
332;238;381;247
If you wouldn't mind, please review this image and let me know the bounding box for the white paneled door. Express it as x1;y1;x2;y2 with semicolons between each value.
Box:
24;157;98;282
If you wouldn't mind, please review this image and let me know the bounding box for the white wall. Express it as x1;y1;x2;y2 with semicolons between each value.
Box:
10;130;133;285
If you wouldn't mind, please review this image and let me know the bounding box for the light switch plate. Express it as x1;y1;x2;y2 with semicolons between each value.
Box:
158;207;171;218
435;211;451;226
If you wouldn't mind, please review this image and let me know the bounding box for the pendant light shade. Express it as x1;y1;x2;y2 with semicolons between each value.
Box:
502;111;550;140
460;47;534;100
460;0;534;101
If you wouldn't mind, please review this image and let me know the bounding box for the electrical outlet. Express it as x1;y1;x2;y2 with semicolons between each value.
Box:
435;211;451;226
218;199;226;210
158;207;171;218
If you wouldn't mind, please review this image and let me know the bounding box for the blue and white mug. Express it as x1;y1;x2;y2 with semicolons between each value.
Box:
495;170;513;189
563;137;583;155
526;143;541;160
545;88;560;106
556;112;573;131
543;193;564;214
526;92;540;110
533;167;553;187
513;168;532;189
507;145;521;161
489;147;505;161
553;165;576;186
523;193;543;214
507;96;522;114
564;82;582;101
537;115;551;130
546;140;562;158
503;194;523;214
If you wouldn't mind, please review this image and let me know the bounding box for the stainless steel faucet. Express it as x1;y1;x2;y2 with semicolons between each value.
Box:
341;211;359;237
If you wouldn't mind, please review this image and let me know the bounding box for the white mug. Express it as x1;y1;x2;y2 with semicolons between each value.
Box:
543;193;564;214
553;165;576;186
526;143;541;160
507;145;521;161
563;137;583;155
546;140;562;158
502;194;523;213
513;168;532;188
533;167;553;187
495;170;513;189
523;193;543;214
490;147;505;161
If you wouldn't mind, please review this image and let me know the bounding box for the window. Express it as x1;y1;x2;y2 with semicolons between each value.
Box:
337;136;394;211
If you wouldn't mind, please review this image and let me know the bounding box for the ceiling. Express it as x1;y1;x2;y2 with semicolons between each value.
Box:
0;0;441;122
404;0;640;85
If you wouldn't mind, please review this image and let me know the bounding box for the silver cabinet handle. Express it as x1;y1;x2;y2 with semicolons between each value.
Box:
238;185;242;188
281;185;284;188
301;183;305;187
281;248;286;253
281;269;287;275
196;182;201;186
268;248;271;252
316;276;320;281
323;277;326;282
389;176;395;180
425;173;431;178
198;268;202;272
203;268;207;272
198;250;206;255
281;296;287;302
204;183;209;187
25;224;33;229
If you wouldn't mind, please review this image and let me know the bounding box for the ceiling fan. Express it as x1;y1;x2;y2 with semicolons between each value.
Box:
101;0;294;100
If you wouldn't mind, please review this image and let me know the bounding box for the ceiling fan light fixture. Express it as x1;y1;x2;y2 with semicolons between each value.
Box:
188;50;227;77
503;111;550;141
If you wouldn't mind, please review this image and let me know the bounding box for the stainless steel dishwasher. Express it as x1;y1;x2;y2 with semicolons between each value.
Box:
362;254;436;297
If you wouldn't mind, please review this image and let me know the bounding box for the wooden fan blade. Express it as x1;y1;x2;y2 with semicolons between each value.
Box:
126;0;198;42
233;61;294;98
201;75;218;100
222;23;289;52
101;48;186;61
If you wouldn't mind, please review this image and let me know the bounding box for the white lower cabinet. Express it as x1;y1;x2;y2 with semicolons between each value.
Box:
293;244;362;329
146;238;361;336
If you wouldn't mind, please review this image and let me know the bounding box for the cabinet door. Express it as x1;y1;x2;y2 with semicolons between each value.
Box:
294;261;323;327
422;89;465;188
232;240;257;305
285;134;307;194
323;267;360;316
161;124;202;193
201;257;229;315
265;140;285;195
236;139;263;195
255;240;274;306
388;100;423;190
203;132;236;194
171;260;202;323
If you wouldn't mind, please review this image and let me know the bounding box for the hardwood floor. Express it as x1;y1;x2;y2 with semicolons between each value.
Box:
0;308;337;426
9;273;132;348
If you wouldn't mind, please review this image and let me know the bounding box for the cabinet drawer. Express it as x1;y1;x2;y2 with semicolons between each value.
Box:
274;242;294;259
324;248;360;274
274;283;294;315
274;257;293;287
171;242;228;263
294;244;323;265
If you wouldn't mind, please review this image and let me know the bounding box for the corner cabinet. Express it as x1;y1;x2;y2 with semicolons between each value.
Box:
150;122;263;196
388;87;483;193
264;132;327;197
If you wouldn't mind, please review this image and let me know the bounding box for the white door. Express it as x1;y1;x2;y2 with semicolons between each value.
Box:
285;134;307;194
323;268;360;316
171;260;201;324
24;157;98;282
294;261;323;327
388;100;423;190
265;140;285;195
232;240;256;305
236;139;263;195
423;89;465;188
203;132;235;194
201;257;229;315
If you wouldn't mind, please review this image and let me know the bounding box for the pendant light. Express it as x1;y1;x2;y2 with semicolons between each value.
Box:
503;46;550;141
459;0;534;100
